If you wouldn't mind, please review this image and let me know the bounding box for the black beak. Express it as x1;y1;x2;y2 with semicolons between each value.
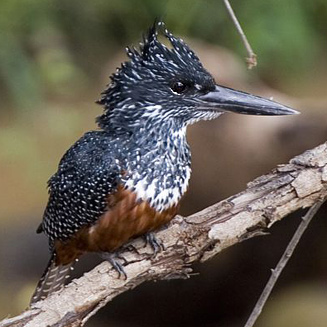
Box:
197;85;299;116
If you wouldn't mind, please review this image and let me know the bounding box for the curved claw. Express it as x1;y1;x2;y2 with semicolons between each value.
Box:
144;232;165;257
101;252;127;280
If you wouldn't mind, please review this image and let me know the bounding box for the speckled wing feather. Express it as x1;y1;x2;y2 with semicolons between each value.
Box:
41;131;123;248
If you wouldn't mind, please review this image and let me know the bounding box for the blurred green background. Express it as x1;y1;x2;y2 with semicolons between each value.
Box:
1;1;327;326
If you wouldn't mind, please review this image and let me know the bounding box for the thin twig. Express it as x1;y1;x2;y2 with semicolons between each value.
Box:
244;199;326;327
222;0;257;69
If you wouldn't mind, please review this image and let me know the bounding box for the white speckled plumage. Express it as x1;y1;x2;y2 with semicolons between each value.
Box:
123;123;191;211
32;21;296;305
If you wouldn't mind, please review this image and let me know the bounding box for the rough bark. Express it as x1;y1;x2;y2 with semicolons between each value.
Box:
1;141;327;327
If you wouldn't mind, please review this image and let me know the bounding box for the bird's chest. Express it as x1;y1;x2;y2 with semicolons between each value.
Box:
122;139;191;212
123;164;191;212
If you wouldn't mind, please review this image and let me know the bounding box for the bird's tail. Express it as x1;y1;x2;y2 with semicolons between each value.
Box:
30;252;75;305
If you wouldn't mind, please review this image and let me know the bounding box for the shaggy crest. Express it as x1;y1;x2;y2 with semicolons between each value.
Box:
127;22;201;68
96;21;215;131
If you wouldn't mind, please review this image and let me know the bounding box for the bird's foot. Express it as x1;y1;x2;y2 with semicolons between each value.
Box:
101;252;127;280
125;243;141;255
144;232;165;258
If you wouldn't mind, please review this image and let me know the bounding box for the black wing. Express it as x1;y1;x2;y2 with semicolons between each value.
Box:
41;131;122;248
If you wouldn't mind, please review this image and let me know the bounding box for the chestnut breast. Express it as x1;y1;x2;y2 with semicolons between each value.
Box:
55;186;178;265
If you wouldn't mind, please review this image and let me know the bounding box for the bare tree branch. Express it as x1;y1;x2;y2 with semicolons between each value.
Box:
223;0;257;69
1;141;327;327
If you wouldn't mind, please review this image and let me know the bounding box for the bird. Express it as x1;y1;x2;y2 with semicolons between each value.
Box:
30;21;298;305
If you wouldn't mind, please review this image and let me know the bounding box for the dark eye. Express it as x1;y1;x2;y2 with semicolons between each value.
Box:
171;81;187;94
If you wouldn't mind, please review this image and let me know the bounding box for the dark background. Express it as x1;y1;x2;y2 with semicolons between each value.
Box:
0;1;327;326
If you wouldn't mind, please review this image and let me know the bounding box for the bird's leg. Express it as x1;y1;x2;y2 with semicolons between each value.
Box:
101;252;127;280
144;232;165;257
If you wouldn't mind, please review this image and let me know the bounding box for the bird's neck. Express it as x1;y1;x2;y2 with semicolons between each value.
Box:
132;119;189;155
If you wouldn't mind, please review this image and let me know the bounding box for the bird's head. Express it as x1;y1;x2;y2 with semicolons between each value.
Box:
97;22;298;133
